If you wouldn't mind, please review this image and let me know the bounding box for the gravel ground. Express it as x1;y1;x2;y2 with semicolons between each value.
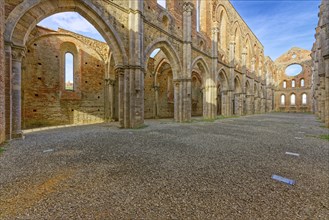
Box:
0;113;328;219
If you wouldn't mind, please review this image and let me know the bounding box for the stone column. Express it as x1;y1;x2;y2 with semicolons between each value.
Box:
4;44;11;139
323;1;329;127
154;85;159;118
104;59;116;122
320;77;325;122
0;0;5;143
125;0;144;128
117;67;125;127
104;79;115;122
175;2;194;123
241;47;247;115
207;24;220;120
11;46;25;138
221;90;228;116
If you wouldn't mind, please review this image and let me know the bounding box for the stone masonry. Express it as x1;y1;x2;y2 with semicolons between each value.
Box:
0;0;5;143
312;0;329;127
0;0;326;143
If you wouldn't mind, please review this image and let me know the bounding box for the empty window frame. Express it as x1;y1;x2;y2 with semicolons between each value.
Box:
65;52;74;91
302;93;307;105
280;94;285;105
157;0;166;8
301;79;305;87
292;80;295;88
283;80;287;88
290;94;296;105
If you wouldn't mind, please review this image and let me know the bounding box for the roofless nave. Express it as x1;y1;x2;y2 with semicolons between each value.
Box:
0;0;328;143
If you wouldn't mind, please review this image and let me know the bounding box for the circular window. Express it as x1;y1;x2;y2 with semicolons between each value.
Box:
292;54;297;59
285;64;302;76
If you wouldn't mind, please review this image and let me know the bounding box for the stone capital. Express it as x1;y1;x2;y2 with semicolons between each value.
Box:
105;78;116;86
115;66;125;76
12;46;26;62
183;2;194;13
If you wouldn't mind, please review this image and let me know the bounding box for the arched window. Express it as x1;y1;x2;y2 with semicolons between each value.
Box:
302;93;307;105
283;80;287;88
301;79;305;87
196;0;200;32
292;80;295;88
290;94;296;105
65;52;74;91
280;94;285;105
157;0;166;8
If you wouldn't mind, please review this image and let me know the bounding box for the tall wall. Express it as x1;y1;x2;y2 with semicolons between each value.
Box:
1;0;283;139
0;0;5;143
312;0;329;127
274;48;313;112
21;27;108;129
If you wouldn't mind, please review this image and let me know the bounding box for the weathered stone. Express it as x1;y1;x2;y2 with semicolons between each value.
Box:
0;0;326;143
274;47;313;113
312;0;329;127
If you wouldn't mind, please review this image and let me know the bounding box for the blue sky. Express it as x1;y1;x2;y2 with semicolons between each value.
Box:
38;0;320;61
231;0;320;60
38;12;105;42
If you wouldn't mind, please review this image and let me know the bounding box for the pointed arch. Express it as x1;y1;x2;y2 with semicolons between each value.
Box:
144;38;182;80
191;56;211;84
217;68;229;90
254;83;258;97
245;80;251;95
244;34;253;70
233;21;242;64
216;5;229;56
234;76;242;93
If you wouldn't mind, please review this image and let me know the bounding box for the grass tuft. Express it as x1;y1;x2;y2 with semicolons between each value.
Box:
319;135;329;141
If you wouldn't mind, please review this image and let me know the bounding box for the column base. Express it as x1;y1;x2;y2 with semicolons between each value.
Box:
12;131;23;139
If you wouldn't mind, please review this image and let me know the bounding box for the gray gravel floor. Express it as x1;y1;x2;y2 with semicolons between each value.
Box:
0;113;328;219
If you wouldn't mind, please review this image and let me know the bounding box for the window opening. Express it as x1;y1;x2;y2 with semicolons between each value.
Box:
65;52;74;90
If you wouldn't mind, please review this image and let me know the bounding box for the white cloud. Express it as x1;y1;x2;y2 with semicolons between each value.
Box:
38;12;104;42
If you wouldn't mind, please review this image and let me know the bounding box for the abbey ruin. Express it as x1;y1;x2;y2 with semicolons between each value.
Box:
0;0;328;144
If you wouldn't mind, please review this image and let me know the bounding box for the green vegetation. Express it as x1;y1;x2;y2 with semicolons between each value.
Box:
319;135;329;141
0;142;7;155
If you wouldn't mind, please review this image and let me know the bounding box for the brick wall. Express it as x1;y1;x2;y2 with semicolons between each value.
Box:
0;0;5;143
21;27;108;129
274;48;313;112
